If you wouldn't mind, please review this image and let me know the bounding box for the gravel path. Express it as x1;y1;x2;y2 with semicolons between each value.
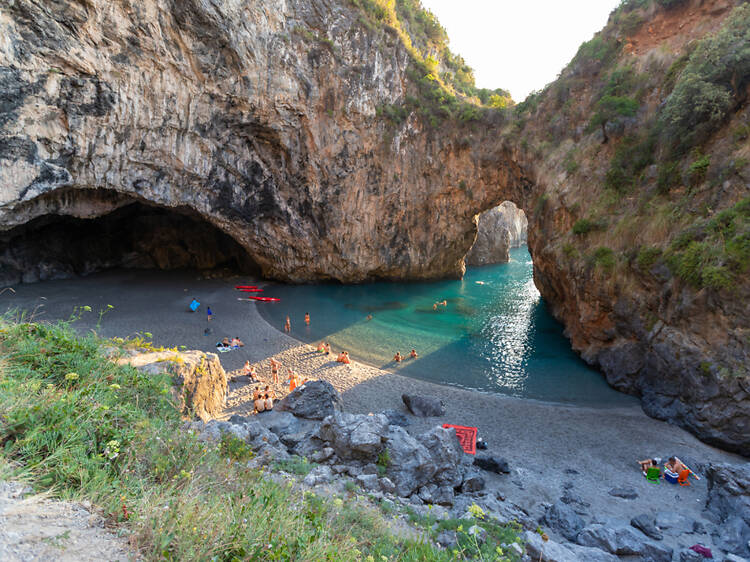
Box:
0;482;131;561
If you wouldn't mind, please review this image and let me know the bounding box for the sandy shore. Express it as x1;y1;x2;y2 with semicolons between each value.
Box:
3;269;746;543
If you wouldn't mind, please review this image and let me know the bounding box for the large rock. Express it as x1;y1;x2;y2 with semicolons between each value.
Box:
120;350;226;421
417;426;466;487
317;412;388;460
705;463;750;557
544;501;585;541
474;456;510;474
275;381;343;420
466;201;528;266
383;426;435;497
630;513;663;541
401;394;446;417
524;530;618;562
576;525;673;561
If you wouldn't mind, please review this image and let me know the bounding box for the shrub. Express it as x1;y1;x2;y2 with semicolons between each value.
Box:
590;96;639;143
657;161;681;193
604;133;655;192
688;153;711;185
572;218;603;235
636;246;662;270
591;247;616;272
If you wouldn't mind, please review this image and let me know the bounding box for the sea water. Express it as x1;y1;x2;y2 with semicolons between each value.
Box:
258;247;633;406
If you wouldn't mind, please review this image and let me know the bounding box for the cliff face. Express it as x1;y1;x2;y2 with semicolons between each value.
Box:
519;0;750;455
1;0;748;455
0;0;526;284
466;201;527;266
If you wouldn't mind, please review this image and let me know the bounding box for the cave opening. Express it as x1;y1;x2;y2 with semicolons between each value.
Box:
0;195;260;285
466;200;528;267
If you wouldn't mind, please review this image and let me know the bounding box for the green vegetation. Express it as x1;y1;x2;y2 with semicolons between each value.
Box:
636;246;663;271
688;153;711;185
590;247;617;272
376;448;391;477
659;5;750;156
572;218;605;236
604;133;655;192
666;197;750;290
354;0;512;127
0;318;519;560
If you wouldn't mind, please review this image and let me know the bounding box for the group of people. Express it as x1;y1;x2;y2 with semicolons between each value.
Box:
284;312;311;333
336;351;351;364
393;349;418;362
217;336;244;351
637;455;699;484
316;342;332;355
252;385;276;413
433;299;448;311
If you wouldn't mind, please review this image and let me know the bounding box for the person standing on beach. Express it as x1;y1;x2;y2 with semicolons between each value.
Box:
270;358;280;383
207;306;213;322
284;315;291;332
304;312;310;326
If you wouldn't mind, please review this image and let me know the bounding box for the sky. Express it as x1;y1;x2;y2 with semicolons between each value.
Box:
420;0;622;101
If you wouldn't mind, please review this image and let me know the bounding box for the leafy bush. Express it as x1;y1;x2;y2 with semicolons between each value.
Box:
688;153;711;185
659;5;750;155
591;247;616;272
657;161;681;193
666;197;750;290
636;246;662;270
572;218;604;235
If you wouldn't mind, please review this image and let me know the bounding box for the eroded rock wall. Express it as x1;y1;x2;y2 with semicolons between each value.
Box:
466;201;527;266
0;0;527;283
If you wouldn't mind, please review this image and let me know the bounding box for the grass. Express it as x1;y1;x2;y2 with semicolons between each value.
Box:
0;318;522;560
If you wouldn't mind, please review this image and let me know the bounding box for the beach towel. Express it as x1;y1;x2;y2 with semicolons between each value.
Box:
442;424;478;455
190;299;200;312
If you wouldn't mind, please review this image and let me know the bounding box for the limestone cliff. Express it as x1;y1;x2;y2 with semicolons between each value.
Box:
0;0;748;455
466;201;527;266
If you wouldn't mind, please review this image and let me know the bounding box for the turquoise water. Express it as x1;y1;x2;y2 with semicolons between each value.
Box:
258;247;632;406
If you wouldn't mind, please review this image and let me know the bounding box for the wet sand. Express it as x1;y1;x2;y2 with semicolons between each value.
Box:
3;269;746;543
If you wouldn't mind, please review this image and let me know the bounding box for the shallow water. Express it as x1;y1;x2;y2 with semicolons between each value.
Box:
258;247;633;406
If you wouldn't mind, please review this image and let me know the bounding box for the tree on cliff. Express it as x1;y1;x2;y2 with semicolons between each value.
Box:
589;95;639;143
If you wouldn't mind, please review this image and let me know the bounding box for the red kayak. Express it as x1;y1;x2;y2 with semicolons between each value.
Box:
235;285;258;289
245;296;280;302
239;288;263;292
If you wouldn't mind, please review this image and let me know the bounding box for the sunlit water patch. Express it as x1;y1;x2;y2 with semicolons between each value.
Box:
258;247;632;406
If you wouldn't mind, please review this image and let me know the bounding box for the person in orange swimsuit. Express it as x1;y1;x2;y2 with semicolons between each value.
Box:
305;312;310;326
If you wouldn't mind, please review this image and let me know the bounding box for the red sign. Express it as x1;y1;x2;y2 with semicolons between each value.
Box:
442;424;478;455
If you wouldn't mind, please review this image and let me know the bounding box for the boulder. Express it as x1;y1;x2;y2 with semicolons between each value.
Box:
679;550;705;562
545;501;585;541
466;202;528;266
577;524;672;561
631;513;663;541
524;530;618;562
436;530;457;548
311;447;334;463
379;477;396;495
607;487;638;500
356;474;380;491
418;484;437;504
705;463;750;557
433;485;455;506
383;426;435;497
303;465;333;487
474;455;510;474
317;412;388;461
121;350;227;421
418;426;466;487
401;394;446;417
275;380;343;420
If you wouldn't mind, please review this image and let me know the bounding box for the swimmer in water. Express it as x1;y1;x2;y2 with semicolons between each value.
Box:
284;316;291;332
305;312;310;326
410;349;418;358
366;314;373;321
394;352;403;362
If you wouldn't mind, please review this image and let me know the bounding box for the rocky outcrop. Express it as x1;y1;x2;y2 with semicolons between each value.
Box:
275;380;343;420
466;201;528;266
120;350;227;420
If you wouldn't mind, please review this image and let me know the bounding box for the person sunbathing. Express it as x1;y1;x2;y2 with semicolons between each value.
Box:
637;457;661;476
244;361;258;381
664;457;686;474
410;349;418;358
336;351;351;364
252;387;261;401
317;342;326;352
231;336;244;347
264;385;276;400
394;352;403;362
264;393;274;411
325;343;331;355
